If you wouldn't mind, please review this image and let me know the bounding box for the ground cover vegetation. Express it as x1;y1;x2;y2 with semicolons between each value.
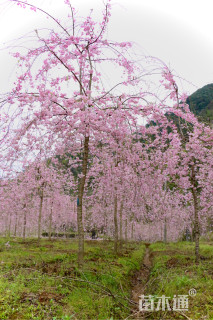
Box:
146;241;213;319
0;238;145;320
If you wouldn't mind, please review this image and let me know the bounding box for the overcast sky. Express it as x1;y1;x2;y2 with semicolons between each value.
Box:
0;0;213;95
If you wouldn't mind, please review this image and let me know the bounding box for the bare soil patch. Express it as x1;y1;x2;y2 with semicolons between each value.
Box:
130;243;152;319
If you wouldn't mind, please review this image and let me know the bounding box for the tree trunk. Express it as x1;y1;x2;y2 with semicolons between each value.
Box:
104;214;108;238
73;200;76;216
164;217;167;243
77;136;89;267
119;200;124;250
192;188;200;263
48;200;53;241
14;211;18;237
77;195;84;265
4;216;8;237
23;209;27;240
38;189;44;243
131;222;134;240
114;193;119;255
8;212;12;238
125;218;128;243
191;164;200;264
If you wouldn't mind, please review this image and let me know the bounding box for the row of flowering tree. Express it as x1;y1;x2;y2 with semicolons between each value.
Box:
0;0;212;266
0;0;160;265
0;161;75;239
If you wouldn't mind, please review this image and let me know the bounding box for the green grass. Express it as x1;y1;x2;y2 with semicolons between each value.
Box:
2;238;212;319
148;241;213;319
0;238;145;320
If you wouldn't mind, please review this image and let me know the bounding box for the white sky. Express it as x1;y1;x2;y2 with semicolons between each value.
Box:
0;0;213;95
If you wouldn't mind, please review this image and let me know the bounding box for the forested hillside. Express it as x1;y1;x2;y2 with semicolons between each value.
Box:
187;83;213;124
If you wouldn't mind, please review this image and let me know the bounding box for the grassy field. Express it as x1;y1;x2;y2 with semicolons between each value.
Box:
0;238;145;320
148;241;213;319
0;238;213;320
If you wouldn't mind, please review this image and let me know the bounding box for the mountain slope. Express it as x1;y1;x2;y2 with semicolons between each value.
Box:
186;83;213;124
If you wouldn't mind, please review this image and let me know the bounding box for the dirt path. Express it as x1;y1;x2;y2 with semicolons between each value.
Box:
130;243;152;319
